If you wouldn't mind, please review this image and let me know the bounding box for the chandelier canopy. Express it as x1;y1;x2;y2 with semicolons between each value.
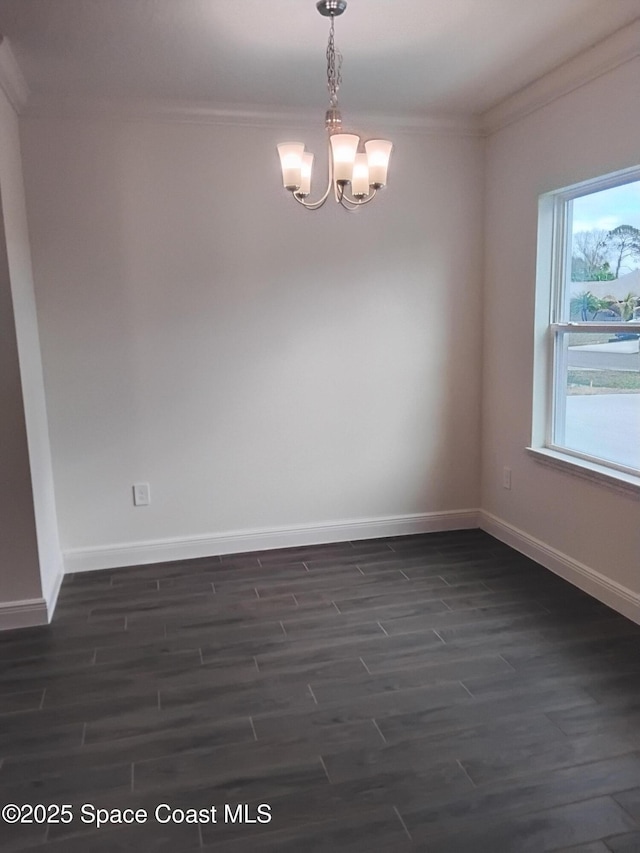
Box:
277;0;393;211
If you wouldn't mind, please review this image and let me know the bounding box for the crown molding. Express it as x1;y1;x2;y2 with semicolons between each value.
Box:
22;93;483;137
481;18;640;136
0;35;29;113
6;18;640;139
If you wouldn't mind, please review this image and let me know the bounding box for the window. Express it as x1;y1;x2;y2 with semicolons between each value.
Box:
535;167;640;485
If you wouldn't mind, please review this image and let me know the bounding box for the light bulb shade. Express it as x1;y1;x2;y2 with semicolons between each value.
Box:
277;142;305;190
330;133;360;183
298;152;314;197
365;139;393;188
351;153;370;198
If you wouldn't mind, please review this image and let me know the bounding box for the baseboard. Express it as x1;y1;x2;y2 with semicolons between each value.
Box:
44;569;64;622
479;510;640;625
63;509;480;573
0;598;49;630
0;568;63;631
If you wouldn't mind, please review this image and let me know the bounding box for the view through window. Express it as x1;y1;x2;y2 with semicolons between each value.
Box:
551;176;640;475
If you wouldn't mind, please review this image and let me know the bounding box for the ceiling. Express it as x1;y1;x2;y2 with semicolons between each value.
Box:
0;0;638;118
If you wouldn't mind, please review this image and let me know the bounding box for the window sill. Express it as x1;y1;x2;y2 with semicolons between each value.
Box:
526;447;640;499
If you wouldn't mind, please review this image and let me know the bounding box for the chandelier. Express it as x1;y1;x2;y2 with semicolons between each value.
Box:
276;0;393;211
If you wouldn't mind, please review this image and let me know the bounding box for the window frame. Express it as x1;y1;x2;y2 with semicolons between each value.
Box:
531;165;640;492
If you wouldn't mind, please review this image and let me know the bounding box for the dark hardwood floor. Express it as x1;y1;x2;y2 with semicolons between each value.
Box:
2;529;640;851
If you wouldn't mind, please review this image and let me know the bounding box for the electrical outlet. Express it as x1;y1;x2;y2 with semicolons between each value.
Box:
502;467;512;490
133;483;151;506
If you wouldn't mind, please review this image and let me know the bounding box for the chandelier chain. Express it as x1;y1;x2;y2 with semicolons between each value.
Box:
326;15;342;108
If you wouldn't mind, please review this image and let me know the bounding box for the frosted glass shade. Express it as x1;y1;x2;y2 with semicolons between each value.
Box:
365;139;393;188
330;133;360;183
277;142;305;190
351;153;370;198
299;152;314;197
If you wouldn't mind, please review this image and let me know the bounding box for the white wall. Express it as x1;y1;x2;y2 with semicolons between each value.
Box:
20;115;484;568
0;85;62;623
482;58;640;606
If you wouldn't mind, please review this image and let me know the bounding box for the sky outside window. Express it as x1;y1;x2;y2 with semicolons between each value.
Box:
573;181;640;234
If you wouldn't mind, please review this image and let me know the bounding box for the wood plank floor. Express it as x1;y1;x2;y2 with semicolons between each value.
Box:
2;529;640;851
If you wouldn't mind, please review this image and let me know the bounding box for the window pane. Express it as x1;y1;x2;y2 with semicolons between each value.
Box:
569;182;640;324
555;331;640;471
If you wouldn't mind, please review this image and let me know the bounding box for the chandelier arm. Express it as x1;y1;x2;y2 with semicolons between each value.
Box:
338;195;365;211
293;192;330;210
336;188;361;211
294;174;333;208
337;198;361;213
336;183;356;209
353;189;378;205
292;139;335;209
337;185;379;209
